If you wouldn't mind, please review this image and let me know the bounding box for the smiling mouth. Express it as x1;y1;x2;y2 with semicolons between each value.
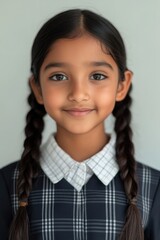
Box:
63;108;94;117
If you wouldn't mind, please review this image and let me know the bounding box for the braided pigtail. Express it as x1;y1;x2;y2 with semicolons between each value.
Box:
9;86;46;240
113;85;144;240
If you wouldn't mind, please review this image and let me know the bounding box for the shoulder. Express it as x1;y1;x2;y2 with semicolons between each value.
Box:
136;161;160;211
1;160;19;173
136;161;160;195
137;163;160;237
136;161;160;172
1;160;19;175
0;161;19;190
0;161;20;238
136;161;160;183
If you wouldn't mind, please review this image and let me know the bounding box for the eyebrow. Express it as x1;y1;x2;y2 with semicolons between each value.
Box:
44;61;113;71
44;62;70;71
90;61;113;70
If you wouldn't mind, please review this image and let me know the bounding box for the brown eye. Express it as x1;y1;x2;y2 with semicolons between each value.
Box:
90;73;107;80
49;74;68;81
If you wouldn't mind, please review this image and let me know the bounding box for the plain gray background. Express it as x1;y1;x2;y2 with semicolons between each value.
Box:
0;0;159;169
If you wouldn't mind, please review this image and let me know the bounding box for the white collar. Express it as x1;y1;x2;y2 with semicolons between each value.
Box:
40;133;119;191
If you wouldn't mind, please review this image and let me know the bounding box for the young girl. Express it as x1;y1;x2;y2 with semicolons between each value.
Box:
0;9;159;240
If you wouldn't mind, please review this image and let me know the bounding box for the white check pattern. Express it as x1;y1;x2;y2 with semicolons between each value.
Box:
40;133;119;191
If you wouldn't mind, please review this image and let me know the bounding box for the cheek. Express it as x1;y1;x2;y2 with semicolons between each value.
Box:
41;86;64;110
96;87;117;109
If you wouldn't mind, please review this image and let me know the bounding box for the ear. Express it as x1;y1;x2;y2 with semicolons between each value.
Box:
116;70;132;101
29;76;44;105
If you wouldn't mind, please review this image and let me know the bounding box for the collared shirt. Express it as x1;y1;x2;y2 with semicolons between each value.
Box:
40;133;119;191
1;151;160;239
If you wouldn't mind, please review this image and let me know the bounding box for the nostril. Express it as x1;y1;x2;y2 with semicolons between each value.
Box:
67;91;90;102
68;85;90;102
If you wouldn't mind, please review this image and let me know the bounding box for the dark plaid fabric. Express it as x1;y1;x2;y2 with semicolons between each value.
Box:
0;161;160;240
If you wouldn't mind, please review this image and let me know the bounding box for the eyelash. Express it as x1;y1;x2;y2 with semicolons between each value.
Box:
49;74;68;81
90;73;107;80
48;73;108;81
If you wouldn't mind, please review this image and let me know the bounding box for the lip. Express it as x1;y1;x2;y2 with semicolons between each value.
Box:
63;108;94;117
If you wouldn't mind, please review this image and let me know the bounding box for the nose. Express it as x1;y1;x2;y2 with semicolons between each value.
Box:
67;81;90;102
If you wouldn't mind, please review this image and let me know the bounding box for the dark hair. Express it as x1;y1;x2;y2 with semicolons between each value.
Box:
9;9;144;240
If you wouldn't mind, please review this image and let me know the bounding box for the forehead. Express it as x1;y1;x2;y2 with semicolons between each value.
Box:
51;34;107;54
41;34;118;70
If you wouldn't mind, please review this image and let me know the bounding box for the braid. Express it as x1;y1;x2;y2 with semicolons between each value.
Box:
113;84;144;240
9;88;46;240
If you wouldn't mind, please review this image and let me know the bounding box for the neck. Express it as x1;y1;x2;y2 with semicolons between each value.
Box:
55;126;110;162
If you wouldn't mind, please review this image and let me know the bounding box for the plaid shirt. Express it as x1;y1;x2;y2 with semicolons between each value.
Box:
0;145;160;239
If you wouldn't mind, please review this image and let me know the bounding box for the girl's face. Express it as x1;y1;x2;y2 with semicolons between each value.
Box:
31;34;131;136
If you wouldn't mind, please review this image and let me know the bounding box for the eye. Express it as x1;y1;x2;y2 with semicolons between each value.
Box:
90;73;107;80
49;73;68;81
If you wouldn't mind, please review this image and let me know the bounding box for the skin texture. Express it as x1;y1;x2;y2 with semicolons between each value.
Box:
31;34;132;161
